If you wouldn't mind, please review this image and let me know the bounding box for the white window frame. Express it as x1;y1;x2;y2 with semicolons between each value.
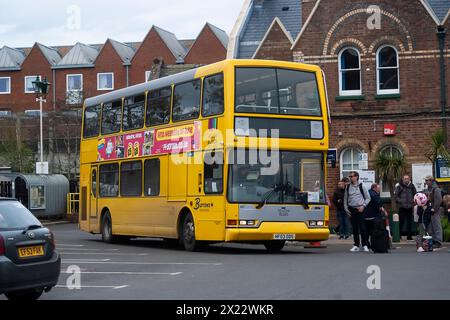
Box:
338;47;362;96
24;75;41;94
340;148;363;179
376;45;400;95
379;145;403;197
0;77;11;94
145;71;152;82
97;72;114;91
67;74;83;92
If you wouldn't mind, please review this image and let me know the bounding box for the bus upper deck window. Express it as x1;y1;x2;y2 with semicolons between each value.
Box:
123;95;145;131
202;73;224;117
101;100;123;135
172;79;201;122
83;104;101;138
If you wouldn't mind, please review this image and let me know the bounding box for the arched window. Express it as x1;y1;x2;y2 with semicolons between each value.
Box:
379;145;403;197
338;48;361;96
377;45;399;94
340;148;363;179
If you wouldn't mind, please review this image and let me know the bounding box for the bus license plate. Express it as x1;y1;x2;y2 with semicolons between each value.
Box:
273;234;295;240
18;246;45;258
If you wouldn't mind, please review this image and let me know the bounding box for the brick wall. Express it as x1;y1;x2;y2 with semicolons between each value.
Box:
184;25;227;65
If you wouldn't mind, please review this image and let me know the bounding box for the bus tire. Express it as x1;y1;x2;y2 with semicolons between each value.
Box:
101;211;115;243
182;213;203;252
264;241;286;253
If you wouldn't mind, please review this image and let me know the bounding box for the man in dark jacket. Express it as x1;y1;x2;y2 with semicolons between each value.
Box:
365;183;384;248
395;175;417;240
332;178;350;239
424;176;443;248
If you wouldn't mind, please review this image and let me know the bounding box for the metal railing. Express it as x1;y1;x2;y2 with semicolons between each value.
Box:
67;193;80;216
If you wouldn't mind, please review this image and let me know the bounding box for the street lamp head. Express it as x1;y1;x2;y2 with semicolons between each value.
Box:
32;76;51;99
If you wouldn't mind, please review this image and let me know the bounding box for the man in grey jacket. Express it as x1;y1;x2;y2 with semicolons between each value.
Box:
424;176;443;248
344;171;371;252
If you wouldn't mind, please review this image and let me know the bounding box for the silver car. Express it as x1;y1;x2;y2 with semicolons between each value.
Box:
0;198;60;300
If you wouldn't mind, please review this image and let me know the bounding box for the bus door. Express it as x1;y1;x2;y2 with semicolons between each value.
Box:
89;166;99;229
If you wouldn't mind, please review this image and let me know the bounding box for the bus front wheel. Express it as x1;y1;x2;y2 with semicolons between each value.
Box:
182;213;203;252
264;241;286;253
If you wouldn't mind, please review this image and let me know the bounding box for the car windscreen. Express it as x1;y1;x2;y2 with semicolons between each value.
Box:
0;201;42;231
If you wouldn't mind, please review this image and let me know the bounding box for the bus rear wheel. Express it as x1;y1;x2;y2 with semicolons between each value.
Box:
182;213;203;252
264;241;286;253
101;211;115;243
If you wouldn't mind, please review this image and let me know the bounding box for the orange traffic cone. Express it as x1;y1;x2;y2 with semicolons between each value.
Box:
304;241;327;249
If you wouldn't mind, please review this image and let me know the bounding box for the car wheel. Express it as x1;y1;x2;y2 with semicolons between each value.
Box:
101;211;114;243
5;288;43;301
182;213;204;252
264;241;286;253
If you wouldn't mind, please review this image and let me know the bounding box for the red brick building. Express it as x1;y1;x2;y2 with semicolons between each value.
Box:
0;24;228;177
229;0;449;214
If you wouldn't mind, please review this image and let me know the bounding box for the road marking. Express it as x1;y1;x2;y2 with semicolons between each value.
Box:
60;271;182;276
57;244;85;247
55;285;128;290
61;260;222;266
58;248;120;252
63;258;111;262
60;252;148;256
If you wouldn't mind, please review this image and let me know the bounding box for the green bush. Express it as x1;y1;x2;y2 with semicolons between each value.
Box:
442;217;450;243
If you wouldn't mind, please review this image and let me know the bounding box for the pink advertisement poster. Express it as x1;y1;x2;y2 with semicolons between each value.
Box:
97;122;201;161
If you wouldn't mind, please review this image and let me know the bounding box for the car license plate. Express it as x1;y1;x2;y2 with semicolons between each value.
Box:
273;234;295;240
18;246;45;258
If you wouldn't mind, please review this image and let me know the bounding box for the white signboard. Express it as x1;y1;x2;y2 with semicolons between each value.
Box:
36;162;49;175
412;163;433;192
358;153;369;170
358;170;375;190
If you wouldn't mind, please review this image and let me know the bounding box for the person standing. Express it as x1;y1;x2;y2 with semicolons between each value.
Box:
395;175;417;241
344;171;371;252
333;178;351;239
424;176;443;248
365;183;384;248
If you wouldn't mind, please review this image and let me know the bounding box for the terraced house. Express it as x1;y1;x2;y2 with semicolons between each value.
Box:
229;0;449;207
0;23;228;178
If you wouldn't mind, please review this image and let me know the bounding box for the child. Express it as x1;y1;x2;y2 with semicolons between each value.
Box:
413;193;433;252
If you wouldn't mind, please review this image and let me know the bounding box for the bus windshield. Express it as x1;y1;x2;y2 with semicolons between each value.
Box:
235;67;321;116
228;150;325;204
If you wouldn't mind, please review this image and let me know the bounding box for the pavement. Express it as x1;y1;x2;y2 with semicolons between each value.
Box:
1;223;449;300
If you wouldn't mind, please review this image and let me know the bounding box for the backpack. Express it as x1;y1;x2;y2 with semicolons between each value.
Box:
371;217;390;253
345;183;366;200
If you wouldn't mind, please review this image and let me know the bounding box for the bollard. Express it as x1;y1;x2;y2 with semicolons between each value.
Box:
392;213;400;243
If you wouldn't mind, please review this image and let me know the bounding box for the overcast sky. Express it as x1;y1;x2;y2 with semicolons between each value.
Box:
0;0;244;48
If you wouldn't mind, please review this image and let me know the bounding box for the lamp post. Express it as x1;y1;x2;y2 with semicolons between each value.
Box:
32;76;51;174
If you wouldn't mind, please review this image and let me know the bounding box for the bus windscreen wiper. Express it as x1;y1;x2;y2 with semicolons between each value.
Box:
256;184;283;209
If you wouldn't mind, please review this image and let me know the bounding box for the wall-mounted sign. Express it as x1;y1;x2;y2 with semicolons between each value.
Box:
384;124;396;136
327;149;337;168
358;153;369;170
412;163;433;192
435;158;450;182
358;170;375;191
29;185;46;210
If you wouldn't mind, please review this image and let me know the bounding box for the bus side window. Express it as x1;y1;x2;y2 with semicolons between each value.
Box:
146;87;171;127
99;163;119;197
120;161;142;197
123;95;145;131
172;79;201;122
83;104;101;138
202;73;224;117
101;100;122;135
144;158;160;196
204;152;223;194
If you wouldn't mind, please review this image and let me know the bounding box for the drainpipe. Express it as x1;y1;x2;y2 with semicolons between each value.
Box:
52;69;56;112
437;25;448;148
126;65;129;87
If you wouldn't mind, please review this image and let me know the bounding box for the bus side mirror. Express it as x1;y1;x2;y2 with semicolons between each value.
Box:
295;192;309;210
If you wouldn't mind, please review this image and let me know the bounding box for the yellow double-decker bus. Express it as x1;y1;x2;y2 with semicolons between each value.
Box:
79;59;330;252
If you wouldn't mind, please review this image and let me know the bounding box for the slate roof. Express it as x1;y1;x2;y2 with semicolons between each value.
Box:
36;43;61;65
108;39;135;65
206;23;229;49
0;46;26;70
54;42;99;68
237;0;302;59
426;0;450;23
153;26;187;61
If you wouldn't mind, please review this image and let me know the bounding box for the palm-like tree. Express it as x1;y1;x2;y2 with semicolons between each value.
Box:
375;152;406;212
426;128;450;175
